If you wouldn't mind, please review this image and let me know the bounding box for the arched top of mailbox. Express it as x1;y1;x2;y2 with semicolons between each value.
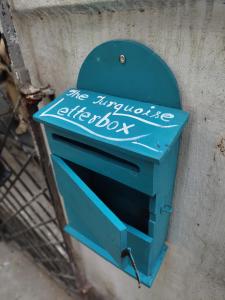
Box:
77;40;181;109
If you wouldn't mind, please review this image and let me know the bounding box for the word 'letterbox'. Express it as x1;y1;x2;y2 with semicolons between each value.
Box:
34;40;189;287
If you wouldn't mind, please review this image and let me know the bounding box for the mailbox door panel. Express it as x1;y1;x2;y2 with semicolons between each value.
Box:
52;154;127;264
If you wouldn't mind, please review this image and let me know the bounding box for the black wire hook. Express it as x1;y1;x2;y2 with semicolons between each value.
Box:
121;248;141;288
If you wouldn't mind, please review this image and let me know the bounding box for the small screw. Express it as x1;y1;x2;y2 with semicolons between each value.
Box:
119;54;126;64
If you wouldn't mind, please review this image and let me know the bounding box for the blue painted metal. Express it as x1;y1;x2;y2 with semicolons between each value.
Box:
33;40;189;287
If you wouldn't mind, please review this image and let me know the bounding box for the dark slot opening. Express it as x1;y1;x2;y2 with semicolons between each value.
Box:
52;134;139;173
65;159;150;235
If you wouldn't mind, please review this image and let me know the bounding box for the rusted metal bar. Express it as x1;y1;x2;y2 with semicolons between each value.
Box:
0;188;47;228
4;153;52;202
7;218;56;240
0;201;69;283
0;152;34;202
50;272;77;280
0;2;107;298
0;145;70;276
0;2;31;86
0;156;61;241
0;157;58;235
1;155;42;198
0;192;64;272
2;211;65;274
0;166;71;274
34;256;70;264
0;157;56;231
0;182;63;245
21;240;65;251
24;112;90;292
0;96;22;153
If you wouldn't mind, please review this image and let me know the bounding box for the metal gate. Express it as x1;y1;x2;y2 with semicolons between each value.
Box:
0;1;105;299
0;90;80;296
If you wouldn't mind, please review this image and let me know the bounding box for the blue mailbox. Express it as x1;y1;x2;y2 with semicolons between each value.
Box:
34;40;189;287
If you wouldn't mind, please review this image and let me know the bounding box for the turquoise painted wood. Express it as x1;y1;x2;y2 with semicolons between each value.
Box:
33;40;189;287
77;40;181;109
36;89;188;162
52;155;127;265
35;89;188;196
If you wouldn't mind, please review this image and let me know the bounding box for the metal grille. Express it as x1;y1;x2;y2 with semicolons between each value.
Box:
0;94;78;295
0;1;105;298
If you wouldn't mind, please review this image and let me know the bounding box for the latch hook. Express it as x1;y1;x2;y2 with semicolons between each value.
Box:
121;248;141;288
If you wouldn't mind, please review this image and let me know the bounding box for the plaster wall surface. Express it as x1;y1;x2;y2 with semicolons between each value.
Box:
0;242;73;300
7;0;225;299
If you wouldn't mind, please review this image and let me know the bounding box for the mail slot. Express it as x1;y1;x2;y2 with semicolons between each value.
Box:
34;40;189;287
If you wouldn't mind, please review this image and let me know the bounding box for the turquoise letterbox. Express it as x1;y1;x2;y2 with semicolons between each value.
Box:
34;40;189;287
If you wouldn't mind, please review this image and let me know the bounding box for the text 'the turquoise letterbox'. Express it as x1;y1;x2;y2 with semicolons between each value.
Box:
34;40;189;287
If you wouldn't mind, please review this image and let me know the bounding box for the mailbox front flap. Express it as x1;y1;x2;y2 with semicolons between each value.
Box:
52;155;127;264
34;89;189;162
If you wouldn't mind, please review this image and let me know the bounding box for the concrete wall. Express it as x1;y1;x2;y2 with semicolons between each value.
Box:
8;1;225;299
